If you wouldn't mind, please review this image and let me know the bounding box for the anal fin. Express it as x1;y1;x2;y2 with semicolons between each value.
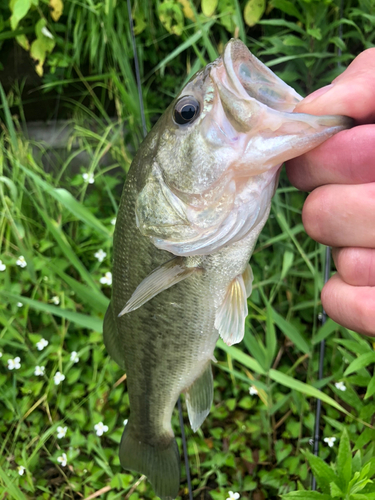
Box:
119;256;200;316
215;271;249;346
185;363;213;432
103;302;126;370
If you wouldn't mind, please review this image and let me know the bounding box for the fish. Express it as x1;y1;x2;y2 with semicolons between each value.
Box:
103;38;352;500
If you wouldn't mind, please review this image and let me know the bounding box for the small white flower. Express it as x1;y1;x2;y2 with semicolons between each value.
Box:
54;371;65;385
94;422;109;436
34;366;45;376
100;272;112;286
17;465;25;476
17;302;23;307
36;338;48;351
0;260;6;271
82;172;95;184
8;357;21;370
335;382;347;392
41;26;54;39
249;386;258;395
57;426;68;439
94;249;107;263
70;351;79;363
57;453;67;467
51;296;60;305
0;351;2;358
324;437;336;448
123;419;128;426
16;256;27;268
111;217;116;225
227;492;240;500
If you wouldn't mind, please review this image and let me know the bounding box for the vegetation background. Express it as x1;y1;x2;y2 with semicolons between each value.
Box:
0;0;375;499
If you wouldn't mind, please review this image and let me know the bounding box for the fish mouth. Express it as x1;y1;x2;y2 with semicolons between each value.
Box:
221;38;302;112
209;38;353;172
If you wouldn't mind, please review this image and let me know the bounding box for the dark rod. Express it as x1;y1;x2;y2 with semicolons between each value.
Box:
126;3;193;498
311;246;330;490
126;0;147;138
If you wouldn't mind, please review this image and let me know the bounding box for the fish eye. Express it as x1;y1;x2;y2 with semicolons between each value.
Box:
173;96;200;126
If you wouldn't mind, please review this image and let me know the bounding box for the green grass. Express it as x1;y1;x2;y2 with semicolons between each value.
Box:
1;1;375;499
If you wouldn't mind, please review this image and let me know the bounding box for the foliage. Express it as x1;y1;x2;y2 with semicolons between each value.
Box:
0;0;374;499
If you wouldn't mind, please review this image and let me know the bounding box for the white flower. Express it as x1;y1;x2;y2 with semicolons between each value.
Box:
36;338;48;351
70;351;79;363
94;249;107;263
54;371;65;385
17;465;25;476
0;260;6;271
0;351;2;358
227;492;240;500
8;357;21;370
57;453;67;467
324;437;336;448
82;172;95;184
51;296;60;305
16;256;27;268
41;26;54;39
123;419;128;426
111;217;116;225
17;302;23;307
335;382;347;392
100;272;112;286
249;386;258;396
34;366;45;376
94;422;109;436
57;426;68;439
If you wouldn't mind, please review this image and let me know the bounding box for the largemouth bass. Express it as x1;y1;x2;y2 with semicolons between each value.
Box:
103;39;351;499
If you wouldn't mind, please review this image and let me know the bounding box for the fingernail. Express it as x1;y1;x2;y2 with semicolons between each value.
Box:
300;84;334;105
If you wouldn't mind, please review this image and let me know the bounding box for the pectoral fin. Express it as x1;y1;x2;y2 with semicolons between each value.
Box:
215;271;249;346
119;257;200;316
242;263;254;298
185;363;213;432
103;302;126;370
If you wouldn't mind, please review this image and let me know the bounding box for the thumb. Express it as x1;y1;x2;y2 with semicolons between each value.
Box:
294;48;375;124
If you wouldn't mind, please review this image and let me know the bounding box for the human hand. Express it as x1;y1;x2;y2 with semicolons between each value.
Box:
285;48;375;336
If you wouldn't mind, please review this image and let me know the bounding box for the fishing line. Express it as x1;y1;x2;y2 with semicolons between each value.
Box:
126;2;193;497
312;0;344;489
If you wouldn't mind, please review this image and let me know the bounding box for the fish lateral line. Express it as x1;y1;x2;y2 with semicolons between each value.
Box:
118;256;204;316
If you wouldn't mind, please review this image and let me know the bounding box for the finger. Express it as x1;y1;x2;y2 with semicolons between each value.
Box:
321;274;375;336
302;183;375;247
285;125;375;191
332;247;375;287
294;48;375;124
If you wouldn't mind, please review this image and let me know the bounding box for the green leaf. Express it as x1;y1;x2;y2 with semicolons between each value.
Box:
269;370;349;415
344;352;375;377
201;0;218;17
243;0;265;27
281;493;331;500
265;303;277;369
271;0;303;22
313;319;340;344
330;481;344;497
10;0;31;30
0;465;28;500
364;374;375;400
217;339;266;375
337;427;352;493
281;249;294;279
271;307;310;354
303;450;339;495
1;291;103;332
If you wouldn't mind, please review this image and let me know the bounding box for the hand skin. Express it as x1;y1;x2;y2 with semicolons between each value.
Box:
285;48;375;336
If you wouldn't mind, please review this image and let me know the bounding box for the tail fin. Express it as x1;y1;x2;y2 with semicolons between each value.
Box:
120;424;180;500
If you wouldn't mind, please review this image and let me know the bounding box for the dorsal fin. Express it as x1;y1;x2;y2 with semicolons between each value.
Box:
118;257;201;317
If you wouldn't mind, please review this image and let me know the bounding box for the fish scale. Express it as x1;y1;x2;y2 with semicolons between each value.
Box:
103;39;352;499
